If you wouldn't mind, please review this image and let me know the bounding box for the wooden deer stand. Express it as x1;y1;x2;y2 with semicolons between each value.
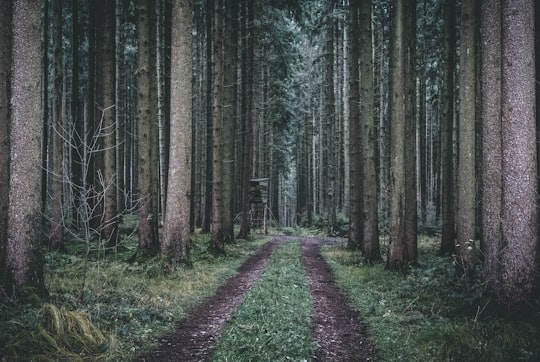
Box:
249;178;269;234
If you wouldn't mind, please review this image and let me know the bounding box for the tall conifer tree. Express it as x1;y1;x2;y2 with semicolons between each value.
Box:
162;0;193;267
387;0;417;270
359;0;381;262
136;0;160;254
455;0;476;279
0;0;11;280
6;0;46;298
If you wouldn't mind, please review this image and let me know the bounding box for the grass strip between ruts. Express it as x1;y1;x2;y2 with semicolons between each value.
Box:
211;241;315;362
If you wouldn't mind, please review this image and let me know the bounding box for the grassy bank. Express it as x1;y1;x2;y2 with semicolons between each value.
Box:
323;236;540;361
0;227;268;361
211;241;315;361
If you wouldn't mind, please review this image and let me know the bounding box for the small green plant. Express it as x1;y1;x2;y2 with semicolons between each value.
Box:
211;241;316;361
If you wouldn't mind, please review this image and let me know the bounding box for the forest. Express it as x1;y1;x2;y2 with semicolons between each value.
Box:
1;0;540;360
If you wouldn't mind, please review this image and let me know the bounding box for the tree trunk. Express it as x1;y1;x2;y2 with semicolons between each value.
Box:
342;14;350;219
156;0;168;223
324;0;336;234
347;0;362;250
359;0;381;262
71;0;83;228
455;0;476;281
210;0;226;252
115;0;125;216
41;0;50;214
238;0;255;239
149;5;161;246
386;0;417;271
481;0;537;308
86;0;97;225
91;2;104;232
49;0;65;250
0;0;11;281
439;0;456;256
193;2;207;229
101;0;118;245
403;2;417;265
162;0;192;268
6;0;47;299
203;0;214;233
136;0;160;255
374;1;391;245
480;0;502;293
221;0;237;242
418;4;427;227
498;0;537;307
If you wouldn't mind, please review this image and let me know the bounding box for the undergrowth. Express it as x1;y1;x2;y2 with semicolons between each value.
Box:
322;236;540;361
0;224;268;361
211;241;315;361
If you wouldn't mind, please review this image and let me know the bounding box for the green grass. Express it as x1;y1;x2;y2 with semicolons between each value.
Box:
322;236;540;361
5;230;538;361
211;241;316;362
0;227;269;361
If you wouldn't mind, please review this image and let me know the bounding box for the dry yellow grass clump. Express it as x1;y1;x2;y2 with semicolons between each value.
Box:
4;303;118;361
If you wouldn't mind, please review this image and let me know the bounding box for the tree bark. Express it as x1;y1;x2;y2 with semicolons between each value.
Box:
481;0;537;308
220;0;237;242
347;0;362;250
386;0;417;271
325;0;337;235
115;0;125;216
480;0;502;293
0;0;11;281
86;0;97;224
238;0;255;239
71;0;83;228
455;0;476;280
403;1;417;265
439;0;456;255
499;0;537;307
6;0;47;298
162;0;192;267
102;0;118;245
359;0;381;262
210;0;226;252
41;0;50;213
156;0;169;224
136;0;160;254
203;0;214;233
49;0;65;250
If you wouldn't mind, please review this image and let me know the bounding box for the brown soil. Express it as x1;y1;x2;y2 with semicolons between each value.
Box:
300;237;378;361
135;235;378;361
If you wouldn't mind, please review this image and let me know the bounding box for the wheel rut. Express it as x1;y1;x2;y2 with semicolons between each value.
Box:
135;235;378;361
134;238;282;361
300;237;378;361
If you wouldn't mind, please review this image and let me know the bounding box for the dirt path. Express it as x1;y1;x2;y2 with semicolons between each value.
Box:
300;237;378;361
135;235;378;361
135;239;282;361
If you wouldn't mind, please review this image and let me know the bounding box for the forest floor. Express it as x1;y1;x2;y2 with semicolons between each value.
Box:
134;235;378;361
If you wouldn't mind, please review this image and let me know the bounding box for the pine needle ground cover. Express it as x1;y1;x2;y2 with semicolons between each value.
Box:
0;227;268;361
322;236;540;361
211;241;316;361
